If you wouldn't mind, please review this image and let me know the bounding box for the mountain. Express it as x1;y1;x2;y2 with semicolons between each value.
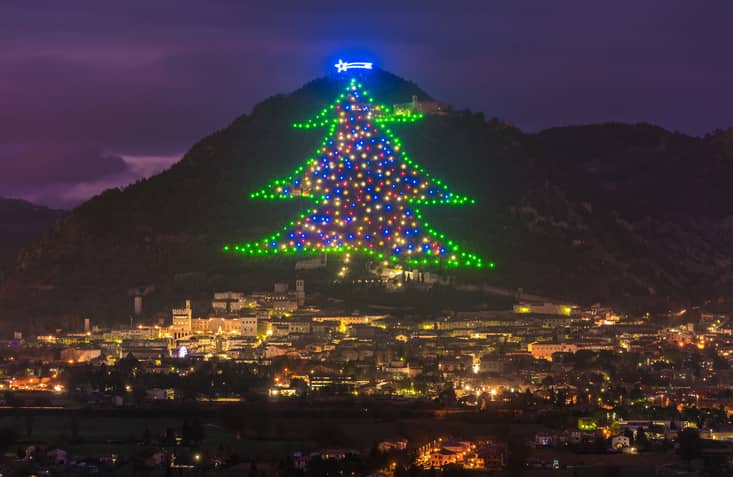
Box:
0;197;64;280
3;69;733;328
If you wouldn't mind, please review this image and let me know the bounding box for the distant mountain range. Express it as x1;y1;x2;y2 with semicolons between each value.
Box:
0;197;63;280
3;68;733;327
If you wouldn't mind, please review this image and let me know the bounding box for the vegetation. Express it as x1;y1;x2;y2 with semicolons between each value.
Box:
4;71;733;326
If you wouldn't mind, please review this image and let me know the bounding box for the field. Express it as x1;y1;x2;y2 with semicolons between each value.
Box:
0;402;686;476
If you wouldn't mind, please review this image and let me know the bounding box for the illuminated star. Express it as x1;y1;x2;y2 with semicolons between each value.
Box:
335;59;348;73
334;59;373;73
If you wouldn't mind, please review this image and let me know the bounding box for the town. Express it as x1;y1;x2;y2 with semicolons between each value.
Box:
2;278;733;475
3;6;733;475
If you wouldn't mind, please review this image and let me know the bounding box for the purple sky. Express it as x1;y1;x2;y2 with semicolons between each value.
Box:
1;1;732;208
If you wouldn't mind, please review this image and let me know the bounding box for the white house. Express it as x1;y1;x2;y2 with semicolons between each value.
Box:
47;448;68;465
611;435;631;450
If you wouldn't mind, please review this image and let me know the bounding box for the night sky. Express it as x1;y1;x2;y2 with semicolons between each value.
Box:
2;1;732;208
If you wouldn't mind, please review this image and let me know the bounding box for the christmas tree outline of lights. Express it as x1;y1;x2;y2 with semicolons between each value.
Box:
225;70;492;270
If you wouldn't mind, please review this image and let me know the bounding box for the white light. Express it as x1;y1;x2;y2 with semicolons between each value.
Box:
334;59;373;73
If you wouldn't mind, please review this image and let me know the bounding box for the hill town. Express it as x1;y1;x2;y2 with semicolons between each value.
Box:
2;9;733;475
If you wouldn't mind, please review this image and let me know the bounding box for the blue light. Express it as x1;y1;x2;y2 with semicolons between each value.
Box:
334;59;374;73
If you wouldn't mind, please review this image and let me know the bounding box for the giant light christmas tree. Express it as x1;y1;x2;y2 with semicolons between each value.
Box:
225;60;492;271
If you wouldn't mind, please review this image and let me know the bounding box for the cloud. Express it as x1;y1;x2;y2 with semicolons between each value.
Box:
0;145;180;208
0;144;127;185
1;1;732;207
121;154;180;178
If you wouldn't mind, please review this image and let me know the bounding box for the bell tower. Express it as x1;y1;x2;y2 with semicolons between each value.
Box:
295;280;305;307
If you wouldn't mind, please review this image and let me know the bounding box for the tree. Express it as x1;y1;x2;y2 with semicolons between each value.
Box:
677;427;701;463
573;350;597;370
24;414;33;437
70;414;80;443
290;378;309;396
635;429;650;451
629;386;644;402
142;427;152;445
0;428;17;450
190;417;205;444
394;465;409;477
554;388;567;407
506;435;529;477
623;428;635;446
162;427;176;445
305;456;340;477
227;73;489;271
437;384;457;407
182;419;191;443
366;445;388;471
602;465;621;477
592;436;608;453
712;352;730;370
443;464;468;477
132;383;146;405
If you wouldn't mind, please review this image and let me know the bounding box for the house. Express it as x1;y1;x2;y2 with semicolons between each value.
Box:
317;448;359;460
478;444;506;470
535;432;553;447
228;462;278;476
378;438;408;452
611;435;631;450
393;96;450;115
143;450;167;466
47;448;68;465
428;449;457;468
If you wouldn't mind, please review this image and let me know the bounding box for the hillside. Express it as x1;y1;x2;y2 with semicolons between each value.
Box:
3;69;733;327
0;197;63;281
